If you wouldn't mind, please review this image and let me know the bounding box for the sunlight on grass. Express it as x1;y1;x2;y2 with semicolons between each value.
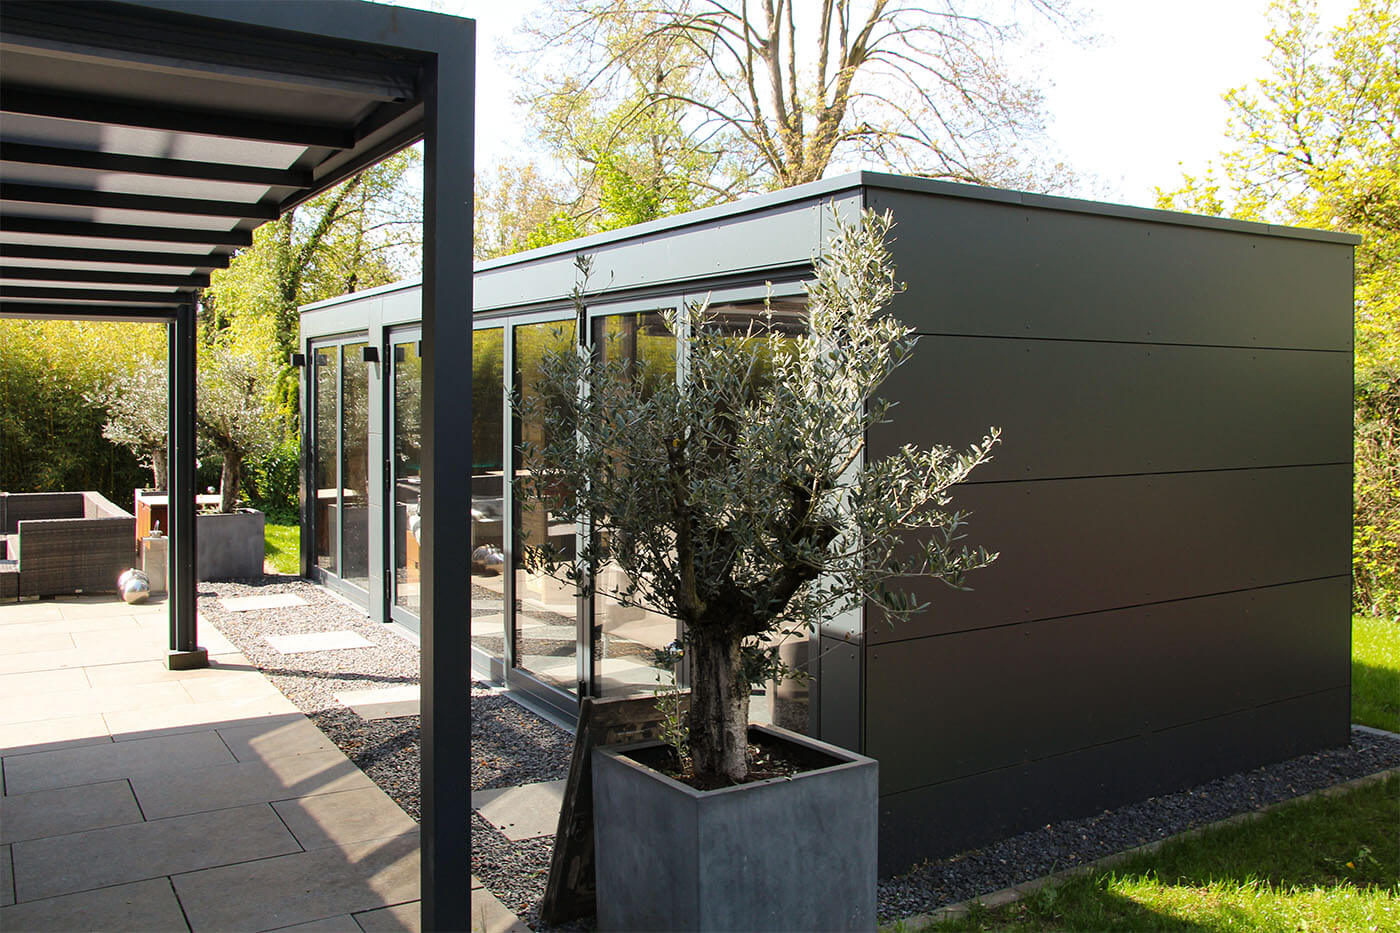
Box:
925;776;1399;932
264;522;299;575
1353;615;1400;732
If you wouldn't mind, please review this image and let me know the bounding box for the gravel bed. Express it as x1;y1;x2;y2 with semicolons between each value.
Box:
197;577;573;925
198;577;1400;929
877;729;1400;921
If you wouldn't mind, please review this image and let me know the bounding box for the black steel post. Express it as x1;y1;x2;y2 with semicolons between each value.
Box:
168;302;206;670
419;43;475;932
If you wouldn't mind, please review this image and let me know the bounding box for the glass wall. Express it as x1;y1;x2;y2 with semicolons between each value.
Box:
512;319;578;693
313;346;339;574
590;311;680;694
340;341;370;591
391;337;422;616
470;328;506;660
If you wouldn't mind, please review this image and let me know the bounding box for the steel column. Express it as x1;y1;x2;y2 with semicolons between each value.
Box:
419;43;475;932
167;303;206;669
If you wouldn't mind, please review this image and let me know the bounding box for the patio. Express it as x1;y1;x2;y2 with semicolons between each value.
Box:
0;592;523;932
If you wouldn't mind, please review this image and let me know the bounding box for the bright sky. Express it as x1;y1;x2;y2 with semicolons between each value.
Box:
387;0;1358;209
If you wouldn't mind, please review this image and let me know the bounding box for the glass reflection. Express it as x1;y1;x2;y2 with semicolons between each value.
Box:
513;320;579;692
470;328;507;661
340;342;370;590
313;346;339;574
702;298;809;729
392;340;422;616
591;311;680;695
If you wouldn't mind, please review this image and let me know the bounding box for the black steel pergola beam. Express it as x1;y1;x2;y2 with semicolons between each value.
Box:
0;85;355;150
0;301;177;321
0;284;186;302
0;243;230;268
0;143;314;188
2;183;279;220
0;265;210;287
0;216;252;246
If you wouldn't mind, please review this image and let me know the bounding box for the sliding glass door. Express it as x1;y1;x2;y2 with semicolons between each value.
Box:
309;336;369;600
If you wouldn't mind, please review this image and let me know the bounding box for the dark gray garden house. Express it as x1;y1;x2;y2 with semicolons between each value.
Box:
300;171;1356;874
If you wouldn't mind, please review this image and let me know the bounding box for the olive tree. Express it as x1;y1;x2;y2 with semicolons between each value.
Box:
197;340;279;514
518;210;1000;782
96;355;169;491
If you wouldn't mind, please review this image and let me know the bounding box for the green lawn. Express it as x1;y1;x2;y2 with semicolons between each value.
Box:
908;615;1400;933
922;775;1399;932
264;522;299;575
1354;614;1400;732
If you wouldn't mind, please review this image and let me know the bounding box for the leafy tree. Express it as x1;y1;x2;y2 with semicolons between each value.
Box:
0;319;164;503
203;149;421;363
94;356;169;491
515;0;1077;197
518;211;999;781
1157;0;1399;615
196;336;280;514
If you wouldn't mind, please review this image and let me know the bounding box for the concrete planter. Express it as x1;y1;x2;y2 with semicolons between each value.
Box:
196;508;265;581
592;723;878;932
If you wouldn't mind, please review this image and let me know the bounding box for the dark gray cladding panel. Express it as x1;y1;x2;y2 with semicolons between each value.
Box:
817;636;863;753
869;465;1352;643
869;188;1353;351
873;686;1349;876
865;577;1351;795
870;337;1352;483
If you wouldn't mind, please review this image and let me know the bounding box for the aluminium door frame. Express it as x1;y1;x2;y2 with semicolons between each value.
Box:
386;325;424;631
308;332;373;608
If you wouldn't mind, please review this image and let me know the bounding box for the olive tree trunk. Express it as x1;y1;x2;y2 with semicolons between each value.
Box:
218;451;242;514
687;629;750;782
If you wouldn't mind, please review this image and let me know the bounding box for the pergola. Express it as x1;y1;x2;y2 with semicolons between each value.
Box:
0;1;475;927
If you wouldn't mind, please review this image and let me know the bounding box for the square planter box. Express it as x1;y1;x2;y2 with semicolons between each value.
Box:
592;724;878;932
196;508;265;581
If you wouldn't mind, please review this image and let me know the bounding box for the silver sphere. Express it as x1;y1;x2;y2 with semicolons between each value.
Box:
120;569;151;604
471;545;505;575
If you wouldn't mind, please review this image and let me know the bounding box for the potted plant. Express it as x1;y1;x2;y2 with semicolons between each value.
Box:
193;338;278;580
519;210;1001;931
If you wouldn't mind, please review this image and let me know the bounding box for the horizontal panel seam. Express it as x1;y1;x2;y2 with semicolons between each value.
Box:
949;461;1353;486
867;575;1354;646
908;332;1352;353
878;685;1350;799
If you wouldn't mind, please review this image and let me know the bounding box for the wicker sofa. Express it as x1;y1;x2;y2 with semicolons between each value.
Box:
0;491;136;598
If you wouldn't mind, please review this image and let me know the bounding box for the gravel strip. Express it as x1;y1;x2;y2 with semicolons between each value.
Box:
198;577;1400;929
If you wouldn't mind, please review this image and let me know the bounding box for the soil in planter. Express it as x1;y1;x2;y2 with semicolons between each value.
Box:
629;728;842;791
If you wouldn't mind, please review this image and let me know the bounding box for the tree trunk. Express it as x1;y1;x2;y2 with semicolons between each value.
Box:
151;447;167;492
219;452;241;514
687;630;750;782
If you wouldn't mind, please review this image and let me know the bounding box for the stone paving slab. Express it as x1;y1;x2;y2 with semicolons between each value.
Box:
0;778;143;844
273;787;419;850
0;667;89;699
280;916;363;932
104;694;301;740
218;716;339;762
472;779;568;841
221;593;310;612
172;832;420;931
265;630;376;654
11;802;301;902
2;728;236;794
335;684;420;720
0;680;193;727
0;877;187;932
130;747;378;820
0;714;112;756
1;845;12;908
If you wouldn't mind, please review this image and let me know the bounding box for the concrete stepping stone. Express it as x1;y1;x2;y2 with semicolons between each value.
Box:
219;593;309;612
472;779;568;841
333;685;419;720
264;631;375;655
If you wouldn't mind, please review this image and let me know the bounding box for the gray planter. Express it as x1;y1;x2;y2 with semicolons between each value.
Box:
196;509;265;581
592;724;878;932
